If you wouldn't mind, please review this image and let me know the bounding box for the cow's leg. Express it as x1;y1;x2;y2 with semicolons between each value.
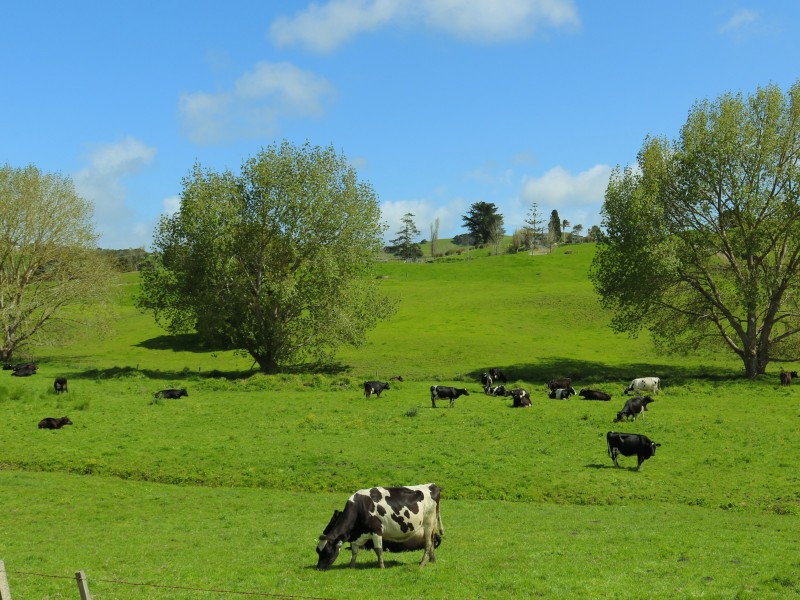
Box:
449;398;455;408
637;455;645;470
431;397;437;408
611;448;620;468
349;544;360;568
372;536;385;568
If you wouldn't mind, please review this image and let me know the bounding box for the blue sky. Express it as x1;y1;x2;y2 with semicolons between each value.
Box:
3;1;798;248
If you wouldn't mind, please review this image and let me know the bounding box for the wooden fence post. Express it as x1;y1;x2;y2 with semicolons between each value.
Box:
75;570;92;600
0;560;12;600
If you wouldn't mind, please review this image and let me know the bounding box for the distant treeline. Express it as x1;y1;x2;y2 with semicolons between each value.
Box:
97;248;148;272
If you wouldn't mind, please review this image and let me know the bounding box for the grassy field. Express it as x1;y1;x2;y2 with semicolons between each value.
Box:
1;243;798;599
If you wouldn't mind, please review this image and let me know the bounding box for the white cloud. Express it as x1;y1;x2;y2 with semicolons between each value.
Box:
270;0;580;52
380;196;469;241
72;137;157;248
179;61;335;145
163;195;181;216
513;163;612;229
718;9;760;34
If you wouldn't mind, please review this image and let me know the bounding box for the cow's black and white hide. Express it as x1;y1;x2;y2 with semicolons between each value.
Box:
430;385;469;408
548;387;576;399
364;381;390;398
614;395;654;422
316;484;444;570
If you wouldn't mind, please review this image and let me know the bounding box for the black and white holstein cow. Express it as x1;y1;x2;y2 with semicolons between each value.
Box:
316;484;444;570
614;395;654;422
430;386;469;408
53;377;68;393
607;431;661;470
579;388;612;401
364;381;390;398
510;388;531;408
623;376;661;395
548;387;576;399
488;368;507;383
488;385;508;397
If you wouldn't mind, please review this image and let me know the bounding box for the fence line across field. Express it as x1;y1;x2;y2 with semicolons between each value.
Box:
0;560;337;600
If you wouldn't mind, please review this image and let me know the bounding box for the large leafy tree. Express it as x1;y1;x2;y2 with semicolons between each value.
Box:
590;82;800;378
137;141;396;373
0;164;113;361
388;213;422;260
462;201;504;245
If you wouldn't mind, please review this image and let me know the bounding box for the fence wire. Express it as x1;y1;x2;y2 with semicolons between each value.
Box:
2;568;337;600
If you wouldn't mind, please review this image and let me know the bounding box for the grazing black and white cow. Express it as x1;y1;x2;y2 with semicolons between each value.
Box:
548;387;576;399
579;388;612;401
316;483;444;570
153;388;188;399
488;385;508;397
623;377;661;395
606;431;661;469
780;370;798;386
510;388;531;407
38;416;73;430
430;386;469;408
547;377;572;392
364;381;390;398
488;368;507;383
11;365;37;377
53;377;68;393
614;395;654;422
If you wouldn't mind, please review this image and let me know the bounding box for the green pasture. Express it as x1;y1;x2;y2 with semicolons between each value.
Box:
1;244;799;599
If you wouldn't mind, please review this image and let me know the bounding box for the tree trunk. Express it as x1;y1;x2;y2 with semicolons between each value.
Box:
251;350;279;373
742;346;769;379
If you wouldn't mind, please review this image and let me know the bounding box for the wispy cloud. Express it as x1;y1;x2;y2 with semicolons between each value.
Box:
270;0;580;52
718;8;760;35
178;61;336;145
73;137;157;248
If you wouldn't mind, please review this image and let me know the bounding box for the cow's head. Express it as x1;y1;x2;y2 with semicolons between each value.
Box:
316;535;345;571
179;388;188;397
614;411;625;422
646;440;662;458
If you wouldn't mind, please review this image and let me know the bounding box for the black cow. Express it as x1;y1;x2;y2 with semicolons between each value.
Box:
488;385;508;397
430;386;469;408
54;377;68;393
579;388;612;401
11;366;37;377
488;368;507;383
153;388;188;399
364;381;390;398
607;431;661;469
547;377;572;392
548;387;576;399
5;362;37;372
38;416;73;430
316;484;444;570
510;388;531;407
780;370;798;386
614;395;654;422
389;375;404;382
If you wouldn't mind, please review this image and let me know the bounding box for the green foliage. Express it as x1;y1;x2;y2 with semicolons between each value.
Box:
0;163;114;361
386;212;423;260
591;81;800;377
137;141;396;372
461;201;504;245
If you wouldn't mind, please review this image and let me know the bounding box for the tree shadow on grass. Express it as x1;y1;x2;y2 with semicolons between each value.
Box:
467;357;744;389
135;333;230;353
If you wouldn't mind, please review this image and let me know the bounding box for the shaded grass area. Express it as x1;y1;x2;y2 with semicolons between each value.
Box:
1;471;797;600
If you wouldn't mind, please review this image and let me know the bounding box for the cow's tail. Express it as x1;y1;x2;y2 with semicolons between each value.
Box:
436;497;444;537
606;432;614;458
